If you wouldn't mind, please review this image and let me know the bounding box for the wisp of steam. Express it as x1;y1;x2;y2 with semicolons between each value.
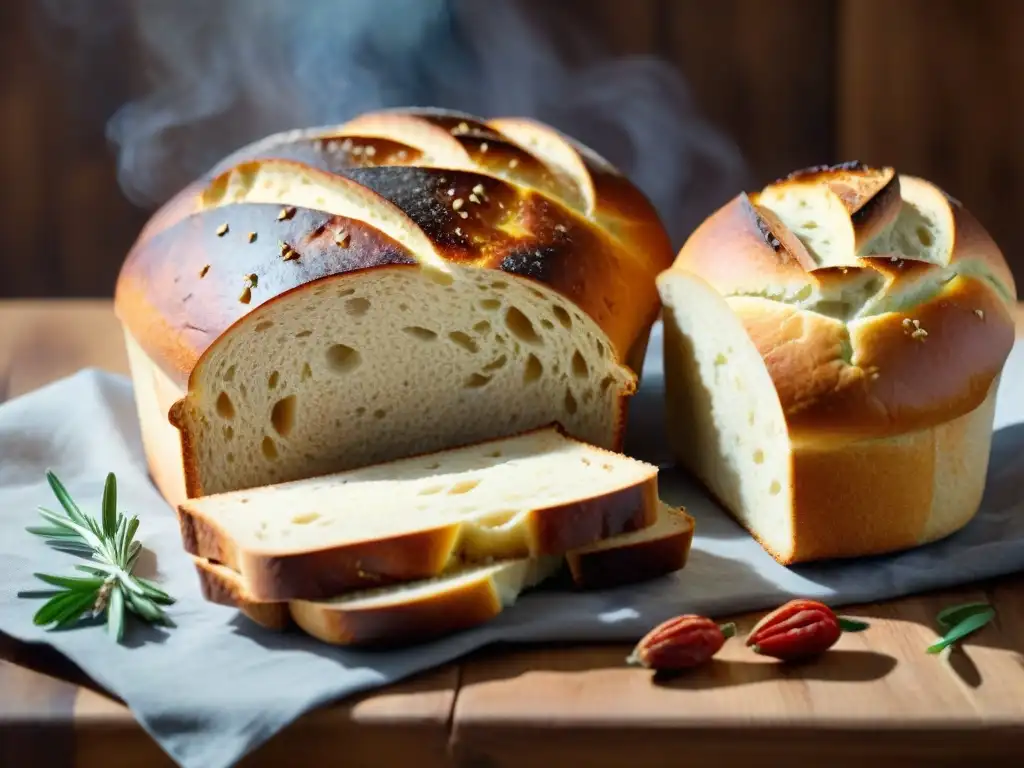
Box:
34;0;748;247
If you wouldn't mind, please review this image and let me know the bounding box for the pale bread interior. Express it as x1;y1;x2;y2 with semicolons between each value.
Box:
177;264;635;497
755;182;859;268
181;426;656;557
658;272;795;561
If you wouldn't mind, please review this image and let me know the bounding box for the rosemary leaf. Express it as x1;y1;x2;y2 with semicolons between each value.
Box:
52;589;102;628
26;526;81;539
136;577;175;605
45;471;88;527
927;607;995;654
33;573;105;591
101;472;118;539
34;589;87;627
107;585;125;642
936;601;991;630
125;590;165;624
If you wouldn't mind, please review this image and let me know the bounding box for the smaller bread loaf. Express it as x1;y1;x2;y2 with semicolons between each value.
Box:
177;425;659;601
658;162;1017;564
192;500;694;644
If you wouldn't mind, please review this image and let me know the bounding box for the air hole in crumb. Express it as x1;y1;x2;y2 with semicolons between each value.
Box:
403;326;437;341
292;512;320;525
373;409;387;419
564;388;578;415
552;305;572;329
602;464;613;471
295;330;313;338
541;319;554;329
448;479;481;495
226;453;235;464
425;462;441;470
596;339;605;357
600;375;616;393
223;365;236;382
345;297;371;316
491;281;509;290
300;363;313;381
326;344;361;373
802;221;818;230
523;354;543;383
483;355;507;372
268;371;280;389
473;320;491;335
479;298;501;311
748;412;756;426
715;353;728;366
769;480;782;495
753;449;765;465
571;350;589;378
449;331;479;353
581;458;591;466
240;498;249;504
398;303;409;312
464;373;491;388
356;406;366;416
271;395;297;437
338;288;356;297
216;392;235;419
488;450;502;458
505;307;541;344
261;436;279;460
916;226;933;246
223;425;234;440
418;485;444;496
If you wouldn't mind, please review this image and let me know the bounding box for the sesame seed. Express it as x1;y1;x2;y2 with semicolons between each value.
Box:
912;319;921;329
447;188;455;197
453;198;464;211
247;273;258;287
277;206;296;221
397;150;408;160
870;371;880;381
472;184;485;196
239;287;251;304
335;230;351;247
498;202;505;210
480;142;488;153
902;318;914;329
911;328;928;340
975;309;985;319
326;140;338;151
455;227;462;236
469;193;480;204
341;138;353;151
352;145;364;156
555;224;567;233
364;145;376;157
459;211;469;219
216;223;229;237
248;231;257;243
509;158;519;169
199;264;210;278
452;121;469;135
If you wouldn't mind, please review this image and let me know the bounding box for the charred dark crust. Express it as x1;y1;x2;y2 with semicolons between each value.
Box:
775;160;874;185
740;193;783;252
848;171;901;225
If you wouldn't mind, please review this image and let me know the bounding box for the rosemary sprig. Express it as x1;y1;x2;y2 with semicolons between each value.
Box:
927;601;995;654
24;470;175;643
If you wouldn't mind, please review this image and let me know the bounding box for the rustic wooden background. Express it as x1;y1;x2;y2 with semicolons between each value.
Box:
2;0;1021;297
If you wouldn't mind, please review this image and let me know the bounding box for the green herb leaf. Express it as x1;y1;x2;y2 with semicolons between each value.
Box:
838;617;870;632
107;585;125;642
927;607;995;654
23;471;175;643
33;573;105;591
101;472;118;539
936;601;991;630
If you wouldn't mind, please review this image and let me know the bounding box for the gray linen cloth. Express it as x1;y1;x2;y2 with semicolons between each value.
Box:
1;324;1022;768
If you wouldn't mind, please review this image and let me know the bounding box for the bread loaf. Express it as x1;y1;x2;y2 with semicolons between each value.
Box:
114;108;673;506
192;500;695;643
177;425;660;601
657;163;1017;564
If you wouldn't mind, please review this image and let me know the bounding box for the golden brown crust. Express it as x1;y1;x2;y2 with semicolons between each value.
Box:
177;465;659;602
114;108;673;389
669;169;1017;439
564;506;695;589
192;557;291;630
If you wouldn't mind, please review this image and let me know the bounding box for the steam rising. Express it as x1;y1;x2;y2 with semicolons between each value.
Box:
35;0;748;245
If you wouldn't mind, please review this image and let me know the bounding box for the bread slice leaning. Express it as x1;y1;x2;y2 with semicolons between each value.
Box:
191;500;695;644
197;556;562;647
177;425;659;601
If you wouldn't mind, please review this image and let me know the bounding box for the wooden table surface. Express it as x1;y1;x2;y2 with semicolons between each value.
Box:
2;300;1023;768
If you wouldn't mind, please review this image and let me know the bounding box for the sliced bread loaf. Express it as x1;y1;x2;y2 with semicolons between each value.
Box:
177;425;659;601
190;500;694;642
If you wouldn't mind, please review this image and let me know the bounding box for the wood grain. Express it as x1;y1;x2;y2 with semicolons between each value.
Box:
0;301;1022;767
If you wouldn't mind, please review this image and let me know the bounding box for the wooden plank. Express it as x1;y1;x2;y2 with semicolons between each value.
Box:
838;0;1024;281
0;301;460;767
450;580;1024;768
661;0;837;186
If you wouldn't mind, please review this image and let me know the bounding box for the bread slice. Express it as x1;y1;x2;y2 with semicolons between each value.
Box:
564;502;695;589
197;556;562;646
177;426;659;601
190;500;694;641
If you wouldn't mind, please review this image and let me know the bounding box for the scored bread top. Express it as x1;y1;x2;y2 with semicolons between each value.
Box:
177;425;659;600
114;108;673;388
662;163;1018;438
